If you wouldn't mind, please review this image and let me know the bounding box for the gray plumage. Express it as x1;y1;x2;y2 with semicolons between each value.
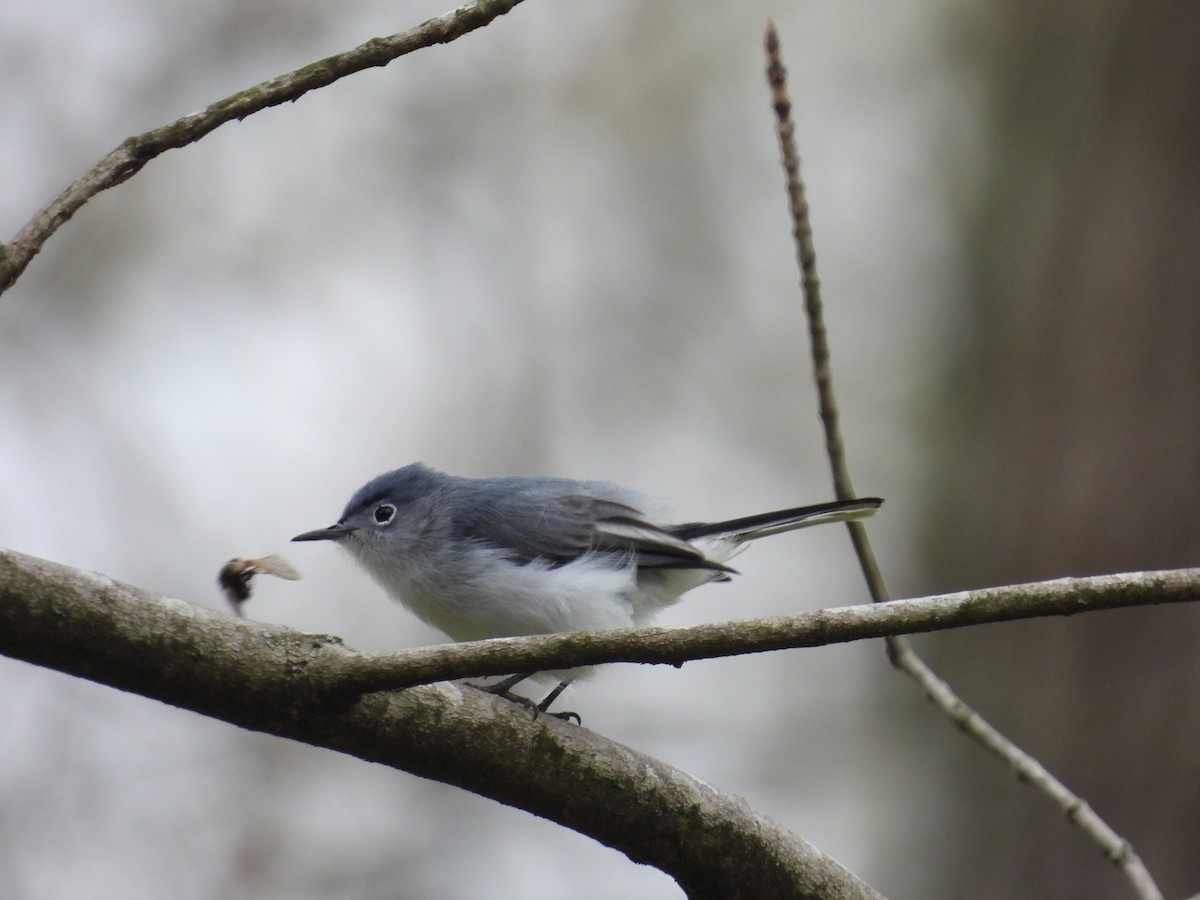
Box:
292;463;881;707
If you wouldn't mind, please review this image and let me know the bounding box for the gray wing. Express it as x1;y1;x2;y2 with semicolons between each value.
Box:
450;482;733;573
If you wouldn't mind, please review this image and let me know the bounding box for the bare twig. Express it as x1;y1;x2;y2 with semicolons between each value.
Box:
763;21;1164;900
0;0;528;296
763;22;886;601
3;547;1196;696
305;568;1200;695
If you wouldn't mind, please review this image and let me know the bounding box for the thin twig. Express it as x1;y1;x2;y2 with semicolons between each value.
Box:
317;569;1200;695
2;547;1197;698
763;21;1164;900
0;0;528;296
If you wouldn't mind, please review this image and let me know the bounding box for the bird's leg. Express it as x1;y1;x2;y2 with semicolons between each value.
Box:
469;672;534;705
536;681;580;725
468;674;580;724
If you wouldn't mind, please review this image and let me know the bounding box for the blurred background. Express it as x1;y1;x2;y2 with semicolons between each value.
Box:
2;1;1197;898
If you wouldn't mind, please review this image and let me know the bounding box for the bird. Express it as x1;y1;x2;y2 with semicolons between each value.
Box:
292;462;881;718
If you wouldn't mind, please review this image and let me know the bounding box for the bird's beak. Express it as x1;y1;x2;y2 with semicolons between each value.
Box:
291;523;357;542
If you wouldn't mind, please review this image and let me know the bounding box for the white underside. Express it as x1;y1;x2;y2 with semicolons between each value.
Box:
347;537;741;684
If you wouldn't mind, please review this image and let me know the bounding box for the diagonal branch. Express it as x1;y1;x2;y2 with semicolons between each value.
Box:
0;0;528;295
0;546;882;900
3;549;1194;896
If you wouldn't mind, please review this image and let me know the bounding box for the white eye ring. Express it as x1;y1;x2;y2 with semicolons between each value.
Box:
373;504;396;525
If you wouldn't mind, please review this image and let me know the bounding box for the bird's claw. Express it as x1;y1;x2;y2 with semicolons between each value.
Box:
467;681;582;725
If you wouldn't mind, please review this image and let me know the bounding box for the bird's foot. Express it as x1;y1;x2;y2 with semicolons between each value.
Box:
467;680;581;725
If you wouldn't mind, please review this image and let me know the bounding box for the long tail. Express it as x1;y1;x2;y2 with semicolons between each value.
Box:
670;497;882;543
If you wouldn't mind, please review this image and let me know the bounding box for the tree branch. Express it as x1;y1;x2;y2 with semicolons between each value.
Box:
0;0;528;295
0;547;882;900
765;22;1166;900
334;567;1200;692
4;548;1197;698
4;549;1193;898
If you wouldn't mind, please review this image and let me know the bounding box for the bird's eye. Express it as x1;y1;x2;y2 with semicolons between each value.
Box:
373;504;396;525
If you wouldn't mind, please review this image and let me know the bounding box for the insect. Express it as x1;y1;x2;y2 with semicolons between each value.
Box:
218;555;301;615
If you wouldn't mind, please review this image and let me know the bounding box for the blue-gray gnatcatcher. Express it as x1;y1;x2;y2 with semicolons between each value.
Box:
292;463;881;716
